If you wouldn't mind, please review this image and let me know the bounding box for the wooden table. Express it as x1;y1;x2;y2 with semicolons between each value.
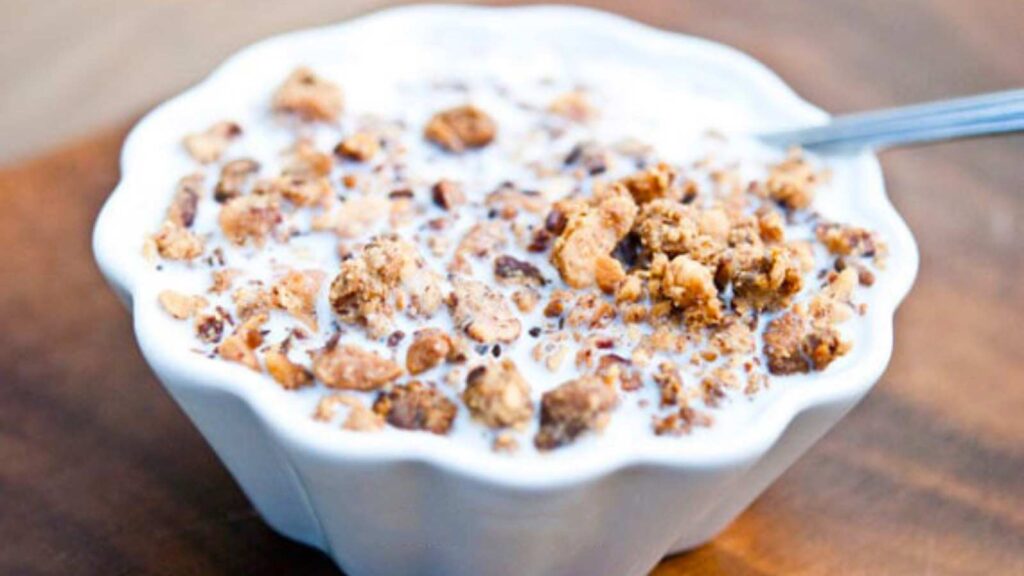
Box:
1;1;1021;574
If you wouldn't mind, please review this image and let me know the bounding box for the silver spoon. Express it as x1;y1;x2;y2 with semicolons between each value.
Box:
759;88;1024;152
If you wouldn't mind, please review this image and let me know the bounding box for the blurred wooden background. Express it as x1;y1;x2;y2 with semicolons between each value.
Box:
1;1;1022;575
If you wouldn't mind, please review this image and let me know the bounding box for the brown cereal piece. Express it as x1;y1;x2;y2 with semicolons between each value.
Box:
167;173;204;228
721;245;803;313
258;175;333;207
449;279;521;344
328;235;443;337
534;376;618;451
653;362;685;407
265;345;313;390
451;222;508;273
406;328;455;375
634;199;702;258
431;179;465;210
494;255;546;287
815;222;881;257
757;208;786;243
548;90;597;122
803;323;851;372
543;289;572;318
158;290;208;320
763;310;851;375
183;121;242;164
485;183;549;218
232;286;272;321
335;132;380;162
373;380;457;435
272;67;343;122
594;254;626;294
214;158;261;202
649;254;722;325
217;313;267;371
511;289;539;313
615;273;644;303
550;186;638;288
424;105;496;152
282;140;334;178
462;359;533;429
313;393;385;432
271;269;325;330
313;195;389;238
619;163;677;204
194;307;230;344
209;269;241;294
710;319;756;356
565;292;616;329
218;194;283;246
652;406;713;436
766;149;820;210
311;342;403;390
151;221;205;261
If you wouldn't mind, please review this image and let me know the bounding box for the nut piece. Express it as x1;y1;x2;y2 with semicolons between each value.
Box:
265;345;313;390
218;194;282;246
424;105;496;152
311;342;404;391
166;173;204;228
534;376;617;451
406;328;455;375
449;279;521;344
431;179;465;210
494;255;546;287
335;132;379;162
271;269;325;330
272;67;344;122
373;381;457;435
217;313;267;371
183;121;242;164
158;290;208;320
462;359;533;429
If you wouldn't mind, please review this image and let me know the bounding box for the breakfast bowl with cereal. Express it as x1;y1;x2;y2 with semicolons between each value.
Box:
93;5;917;576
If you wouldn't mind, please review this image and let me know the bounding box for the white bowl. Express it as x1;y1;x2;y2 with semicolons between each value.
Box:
92;5;918;575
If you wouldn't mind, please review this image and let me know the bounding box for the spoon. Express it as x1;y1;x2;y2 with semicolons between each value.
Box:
759;88;1024;152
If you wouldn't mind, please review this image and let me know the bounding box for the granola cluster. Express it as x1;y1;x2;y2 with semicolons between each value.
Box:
148;67;886;455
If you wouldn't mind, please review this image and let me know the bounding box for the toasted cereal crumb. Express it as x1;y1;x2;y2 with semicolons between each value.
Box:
431;179;466;210
534;376;617;450
511;289;540;313
406;328;455;375
619;162;677;204
550;185;638;288
167;173;204;228
194;308;229;344
183;121;242;164
272;67;343;122
462;359;533;429
766;149;820;210
494;254;546;287
548;90;597;122
313;393;385;431
653;361;685;407
265;345;313;390
158;290;208;320
151;221;205;261
492;432;520;453
373;380;457;434
652;406;713;436
214;158;260;203
424;105;496;152
209;269;241;294
335;132;380;162
271;269;325;330
311;342;403;390
218;194;282;246
217;313;267;371
449;279;521;344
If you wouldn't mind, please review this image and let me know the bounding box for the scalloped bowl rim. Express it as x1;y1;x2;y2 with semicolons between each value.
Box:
93;4;919;490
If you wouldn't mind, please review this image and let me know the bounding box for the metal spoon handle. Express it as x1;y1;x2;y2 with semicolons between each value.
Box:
760;89;1024;152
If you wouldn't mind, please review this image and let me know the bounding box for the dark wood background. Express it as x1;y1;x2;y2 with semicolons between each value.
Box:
1;1;1022;574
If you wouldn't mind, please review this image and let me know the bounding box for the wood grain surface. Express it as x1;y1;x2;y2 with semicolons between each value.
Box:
1;1;1022;574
